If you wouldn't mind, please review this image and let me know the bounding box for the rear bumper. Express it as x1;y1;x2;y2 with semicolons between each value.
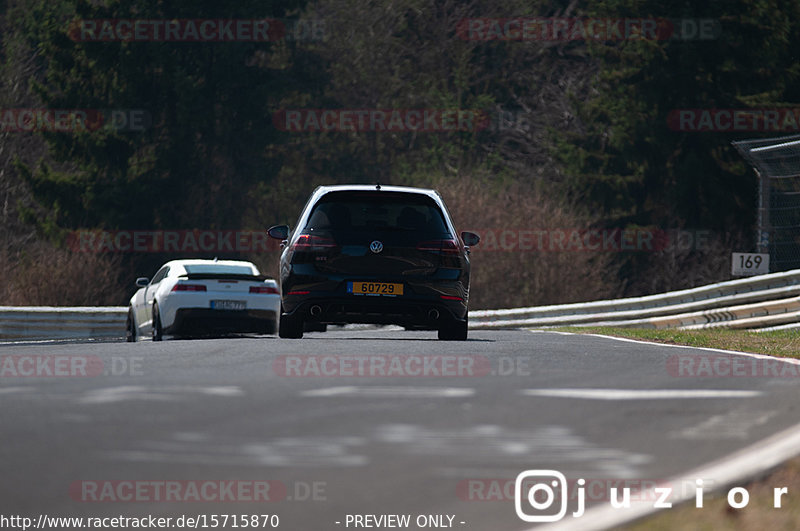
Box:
283;296;466;328
164;308;278;336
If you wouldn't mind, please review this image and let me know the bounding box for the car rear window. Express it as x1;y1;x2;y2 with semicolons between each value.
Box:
183;264;256;275
305;192;450;234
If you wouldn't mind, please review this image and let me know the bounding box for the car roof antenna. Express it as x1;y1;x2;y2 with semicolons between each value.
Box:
375;182;381;190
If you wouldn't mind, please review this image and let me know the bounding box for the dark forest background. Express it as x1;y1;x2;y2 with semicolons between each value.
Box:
2;0;798;309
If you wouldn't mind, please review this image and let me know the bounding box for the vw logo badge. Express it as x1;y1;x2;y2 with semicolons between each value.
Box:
369;240;384;254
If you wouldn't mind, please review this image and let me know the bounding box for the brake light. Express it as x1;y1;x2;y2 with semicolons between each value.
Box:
417;239;459;254
440;295;463;301
171;284;207;292
291;234;338;252
287;290;311;295
250;286;280;294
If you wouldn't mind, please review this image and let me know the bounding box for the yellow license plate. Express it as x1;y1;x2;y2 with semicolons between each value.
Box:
348;281;404;296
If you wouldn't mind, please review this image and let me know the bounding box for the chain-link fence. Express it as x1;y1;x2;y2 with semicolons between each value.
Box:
733;134;800;272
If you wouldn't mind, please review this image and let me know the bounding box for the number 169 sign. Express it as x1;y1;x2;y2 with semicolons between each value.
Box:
731;253;769;276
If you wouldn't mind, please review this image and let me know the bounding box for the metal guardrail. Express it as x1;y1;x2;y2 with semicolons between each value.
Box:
470;269;800;330
1;269;799;340
574;295;800;330
0;306;127;340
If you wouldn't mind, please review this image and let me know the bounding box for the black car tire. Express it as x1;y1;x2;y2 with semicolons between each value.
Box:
279;311;304;339
126;309;137;342
152;303;163;341
438;315;468;341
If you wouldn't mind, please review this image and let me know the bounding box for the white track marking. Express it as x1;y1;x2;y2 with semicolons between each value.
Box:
0;386;33;394
77;385;244;404
520;388;762;400
673;409;778;440
302;386;474;398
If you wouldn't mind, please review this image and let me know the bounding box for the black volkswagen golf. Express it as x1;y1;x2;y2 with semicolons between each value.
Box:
267;184;480;340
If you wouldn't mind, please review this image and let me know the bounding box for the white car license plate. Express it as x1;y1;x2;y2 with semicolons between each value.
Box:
211;300;246;310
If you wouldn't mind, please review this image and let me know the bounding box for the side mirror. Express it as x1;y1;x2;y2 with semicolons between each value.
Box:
461;231;480;247
267;225;289;240
135;277;149;287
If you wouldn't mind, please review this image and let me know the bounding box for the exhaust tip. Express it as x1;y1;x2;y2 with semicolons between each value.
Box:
310;305;322;317
428;309;440;320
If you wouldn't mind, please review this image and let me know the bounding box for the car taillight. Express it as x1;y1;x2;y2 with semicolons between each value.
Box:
417;239;459;254
250;286;280;294
440;295;463;301
291;234;338;252
171;284;207;292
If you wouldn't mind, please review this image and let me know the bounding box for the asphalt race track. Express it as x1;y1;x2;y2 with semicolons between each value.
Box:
2;329;800;530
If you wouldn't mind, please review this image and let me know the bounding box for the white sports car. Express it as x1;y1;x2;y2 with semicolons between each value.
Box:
126;259;280;341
